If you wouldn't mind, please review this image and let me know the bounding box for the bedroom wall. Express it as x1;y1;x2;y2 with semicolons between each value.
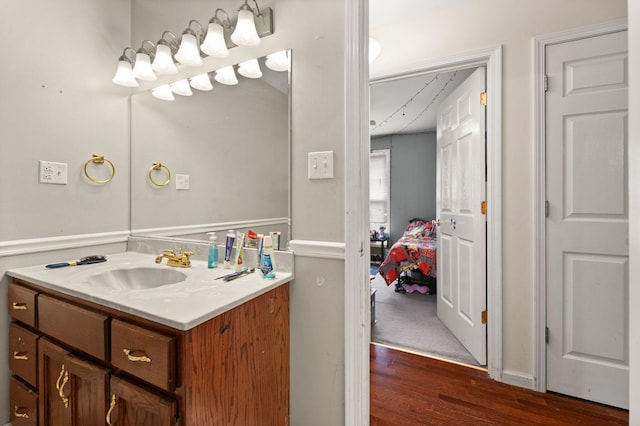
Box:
369;0;627;382
371;132;437;245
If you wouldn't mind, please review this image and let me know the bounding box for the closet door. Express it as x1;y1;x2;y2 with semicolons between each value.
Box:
545;29;628;409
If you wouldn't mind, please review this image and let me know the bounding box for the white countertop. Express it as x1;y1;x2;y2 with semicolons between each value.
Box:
7;251;293;331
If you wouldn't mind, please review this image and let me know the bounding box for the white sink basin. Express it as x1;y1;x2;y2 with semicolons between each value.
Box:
86;267;188;290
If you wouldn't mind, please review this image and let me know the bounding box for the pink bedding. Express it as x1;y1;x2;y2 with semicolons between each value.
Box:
378;220;437;286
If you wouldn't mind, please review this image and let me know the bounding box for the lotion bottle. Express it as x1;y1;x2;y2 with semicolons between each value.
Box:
260;237;275;279
207;232;218;268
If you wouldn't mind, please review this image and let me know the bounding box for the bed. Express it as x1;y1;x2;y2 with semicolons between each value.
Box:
377;220;437;294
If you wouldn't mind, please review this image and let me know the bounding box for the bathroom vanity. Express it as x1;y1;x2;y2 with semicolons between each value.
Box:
7;251;292;426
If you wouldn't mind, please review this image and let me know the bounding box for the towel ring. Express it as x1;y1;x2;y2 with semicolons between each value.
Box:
84;154;115;184
149;162;171;187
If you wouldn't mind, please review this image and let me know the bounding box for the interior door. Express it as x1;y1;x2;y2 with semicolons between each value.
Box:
436;67;487;365
545;30;628;409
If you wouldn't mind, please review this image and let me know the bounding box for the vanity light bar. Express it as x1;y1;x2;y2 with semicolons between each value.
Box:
112;2;274;88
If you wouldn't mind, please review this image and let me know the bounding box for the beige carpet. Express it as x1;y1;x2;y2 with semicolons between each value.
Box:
370;273;481;366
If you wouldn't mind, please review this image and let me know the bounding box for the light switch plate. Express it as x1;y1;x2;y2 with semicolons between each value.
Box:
39;160;68;185
308;151;334;179
176;174;190;190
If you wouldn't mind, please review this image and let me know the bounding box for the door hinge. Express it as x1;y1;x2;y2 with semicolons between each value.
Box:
545;200;549;218
545;326;549;344
481;310;488;324
481;201;487;215
544;74;548;92
480;91;487;106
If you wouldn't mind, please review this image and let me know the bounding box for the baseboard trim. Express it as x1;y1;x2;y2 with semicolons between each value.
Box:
501;369;536;390
288;240;345;259
0;231;130;257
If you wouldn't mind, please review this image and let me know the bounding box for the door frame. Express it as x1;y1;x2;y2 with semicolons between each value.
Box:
359;44;502;381
533;18;628;393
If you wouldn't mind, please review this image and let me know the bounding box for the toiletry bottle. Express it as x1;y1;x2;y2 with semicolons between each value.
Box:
260;237;276;279
207;232;218;268
224;230;236;269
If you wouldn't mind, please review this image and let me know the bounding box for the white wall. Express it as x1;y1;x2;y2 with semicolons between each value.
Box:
0;0;131;242
370;0;627;379
0;0;131;421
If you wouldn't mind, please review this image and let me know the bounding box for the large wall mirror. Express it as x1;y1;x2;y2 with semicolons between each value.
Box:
130;52;291;244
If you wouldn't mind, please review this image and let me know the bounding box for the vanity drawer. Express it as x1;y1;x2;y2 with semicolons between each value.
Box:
9;323;39;387
38;295;108;361
8;283;38;327
111;319;176;392
10;375;38;426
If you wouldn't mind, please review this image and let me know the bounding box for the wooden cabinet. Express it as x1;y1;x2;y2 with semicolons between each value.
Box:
8;278;290;425
107;376;177;426
38;338;109;426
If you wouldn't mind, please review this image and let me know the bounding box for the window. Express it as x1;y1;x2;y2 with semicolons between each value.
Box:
369;149;390;234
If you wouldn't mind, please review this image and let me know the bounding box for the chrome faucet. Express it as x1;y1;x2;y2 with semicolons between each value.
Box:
155;248;193;268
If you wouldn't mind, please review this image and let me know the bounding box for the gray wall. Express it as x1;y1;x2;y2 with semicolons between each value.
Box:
372;132;437;244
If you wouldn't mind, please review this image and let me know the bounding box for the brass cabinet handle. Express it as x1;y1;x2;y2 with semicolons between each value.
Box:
55;364;70;408
123;348;152;363
12;302;28;310
14;405;30;419
13;351;29;360
106;394;117;426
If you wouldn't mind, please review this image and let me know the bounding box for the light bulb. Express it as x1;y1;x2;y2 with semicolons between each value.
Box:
175;33;203;66
132;52;157;81
152;44;178;75
170;79;193;96
201;21;229;58
190;73;214;91
151;84;174;101
230;8;260;47
112;60;138;87
238;58;262;79
214;66;238;85
265;50;289;72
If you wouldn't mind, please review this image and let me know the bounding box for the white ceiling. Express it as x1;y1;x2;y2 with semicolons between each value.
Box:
369;69;474;136
369;0;474;137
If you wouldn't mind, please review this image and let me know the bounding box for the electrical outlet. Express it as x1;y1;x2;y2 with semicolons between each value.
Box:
39;161;68;185
308;151;334;179
176;174;190;190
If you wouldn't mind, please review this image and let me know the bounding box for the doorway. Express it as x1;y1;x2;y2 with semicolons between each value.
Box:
534;21;629;409
363;45;503;377
369;67;483;366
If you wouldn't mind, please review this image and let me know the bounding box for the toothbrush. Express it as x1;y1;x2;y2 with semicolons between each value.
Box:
46;255;107;269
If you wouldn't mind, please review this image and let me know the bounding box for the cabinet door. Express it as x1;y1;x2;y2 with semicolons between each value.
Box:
38;338;109;426
107;376;177;426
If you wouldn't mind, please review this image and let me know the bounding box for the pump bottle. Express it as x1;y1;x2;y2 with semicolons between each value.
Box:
207;232;218;268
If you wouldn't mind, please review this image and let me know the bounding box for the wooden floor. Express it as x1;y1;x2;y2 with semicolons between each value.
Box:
370;344;629;425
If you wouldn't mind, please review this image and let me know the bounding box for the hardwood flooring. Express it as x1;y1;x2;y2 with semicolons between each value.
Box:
370;344;629;425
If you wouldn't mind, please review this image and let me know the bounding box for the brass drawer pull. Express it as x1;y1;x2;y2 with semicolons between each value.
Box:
106;394;117;426
14;405;30;419
12;302;28;310
13;351;29;360
56;364;70;408
123;348;152;363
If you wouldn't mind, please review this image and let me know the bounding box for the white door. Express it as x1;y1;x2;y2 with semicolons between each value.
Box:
545;30;628;409
436;67;486;365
